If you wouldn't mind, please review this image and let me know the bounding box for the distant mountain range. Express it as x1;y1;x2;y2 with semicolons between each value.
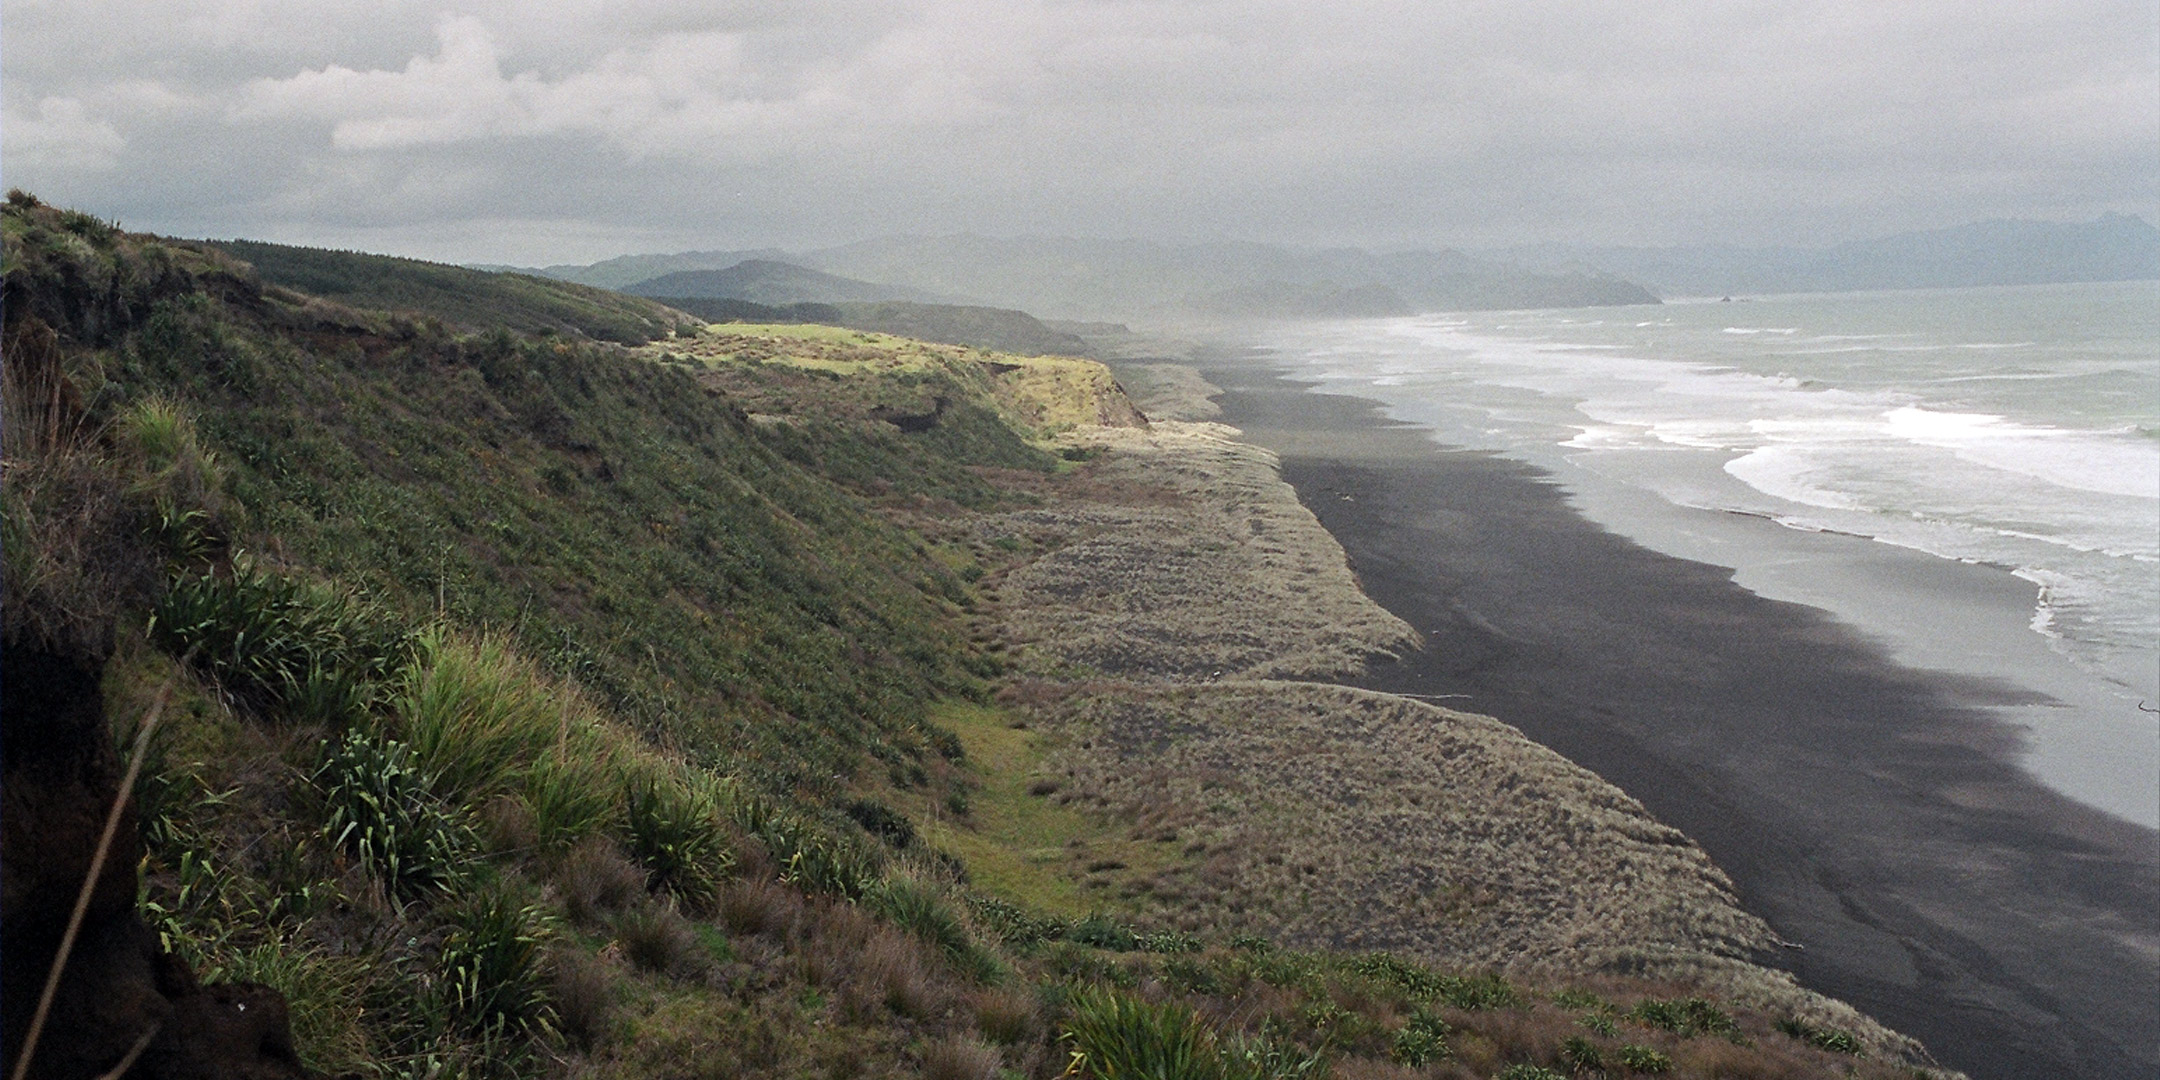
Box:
489;214;2155;320
1485;214;2160;297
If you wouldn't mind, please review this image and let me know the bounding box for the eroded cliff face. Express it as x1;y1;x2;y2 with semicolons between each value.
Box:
3;242;315;1078
3;640;315;1080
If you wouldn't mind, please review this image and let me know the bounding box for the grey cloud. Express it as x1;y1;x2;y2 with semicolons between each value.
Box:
5;0;2152;265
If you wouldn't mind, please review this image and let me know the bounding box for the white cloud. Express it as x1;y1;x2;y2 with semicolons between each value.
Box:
5;0;2154;256
4;97;128;171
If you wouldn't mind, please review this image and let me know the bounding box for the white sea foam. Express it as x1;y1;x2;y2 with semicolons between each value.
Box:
1882;406;2160;500
1273;284;2160;724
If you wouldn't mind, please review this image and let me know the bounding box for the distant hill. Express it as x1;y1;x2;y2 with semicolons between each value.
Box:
517;238;1659;320
826;301;1090;356
211;238;690;343
488;247;790;290
624;259;943;305
792;235;1657;319
1491;214;2160;297
644;295;843;325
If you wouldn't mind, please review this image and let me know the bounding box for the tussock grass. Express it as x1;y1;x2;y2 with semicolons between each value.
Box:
396;630;567;801
547;946;617;1049
979;420;1418;682
614;903;705;977
920;1035;1005;1080
557;837;647;925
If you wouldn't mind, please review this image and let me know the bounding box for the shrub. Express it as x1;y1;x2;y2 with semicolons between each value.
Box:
152;557;409;723
1391;1007;1452;1067
1559;1035;1603;1072
1163;955;1222;996
1068;913;1139;951
968;895;1069;946
1246;950;1319;991
1614;1044;1672;1073
1630;997;1736;1038
1352;952;1446;999
437;886;553;1038
1436;971;1518;1010
843;797;918;849
1222;1025;1328;1080
1138;929;1202;954
762;814;880;899
624;775;733;908
1775;1017;1862;1055
1062;987;1217;1080
312;729;474;903
1496;1066;1566;1080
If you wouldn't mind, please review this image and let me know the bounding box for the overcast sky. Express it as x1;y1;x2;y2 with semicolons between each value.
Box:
6;0;2155;265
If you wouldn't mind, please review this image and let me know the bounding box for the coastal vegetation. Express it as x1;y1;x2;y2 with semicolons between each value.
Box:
3;193;1954;1078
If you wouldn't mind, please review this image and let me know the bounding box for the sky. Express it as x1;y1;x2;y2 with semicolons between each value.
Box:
5;0;2156;266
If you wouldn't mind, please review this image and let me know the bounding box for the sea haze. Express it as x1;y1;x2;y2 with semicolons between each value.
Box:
1253;280;2160;827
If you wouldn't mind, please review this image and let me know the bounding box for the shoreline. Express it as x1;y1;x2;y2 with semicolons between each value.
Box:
1196;356;2160;1080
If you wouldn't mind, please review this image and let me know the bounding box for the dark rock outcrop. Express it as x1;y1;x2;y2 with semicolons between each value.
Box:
1;643;316;1080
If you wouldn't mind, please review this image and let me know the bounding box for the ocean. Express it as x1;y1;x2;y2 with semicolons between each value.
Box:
1252;280;2160;827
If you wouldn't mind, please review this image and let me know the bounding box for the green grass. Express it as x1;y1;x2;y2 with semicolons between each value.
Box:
44;208;988;793
208;238;691;344
913;701;1180;919
6;196;1959;1080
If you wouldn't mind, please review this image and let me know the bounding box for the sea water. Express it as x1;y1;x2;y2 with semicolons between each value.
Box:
1254;281;2160;827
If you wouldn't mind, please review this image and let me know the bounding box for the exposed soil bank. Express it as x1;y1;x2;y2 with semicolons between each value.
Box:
1202;357;2159;1080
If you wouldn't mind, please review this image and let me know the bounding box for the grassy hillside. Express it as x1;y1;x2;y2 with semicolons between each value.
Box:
3;193;1949;1080
209;238;695;344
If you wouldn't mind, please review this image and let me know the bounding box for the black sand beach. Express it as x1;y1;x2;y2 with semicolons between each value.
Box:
1202;359;2160;1080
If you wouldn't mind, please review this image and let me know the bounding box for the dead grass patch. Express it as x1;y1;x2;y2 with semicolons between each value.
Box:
615;904;705;978
558;836;648;926
918;1035;1004;1080
549;947;618;1049
974;421;1418;682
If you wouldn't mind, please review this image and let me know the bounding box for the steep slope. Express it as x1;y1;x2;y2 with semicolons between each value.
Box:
210;238;694;344
4;195;1952;1080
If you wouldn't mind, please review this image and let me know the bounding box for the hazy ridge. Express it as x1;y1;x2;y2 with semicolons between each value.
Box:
1486;214;2160;297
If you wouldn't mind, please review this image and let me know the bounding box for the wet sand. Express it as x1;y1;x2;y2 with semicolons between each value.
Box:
1203;359;2160;1080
